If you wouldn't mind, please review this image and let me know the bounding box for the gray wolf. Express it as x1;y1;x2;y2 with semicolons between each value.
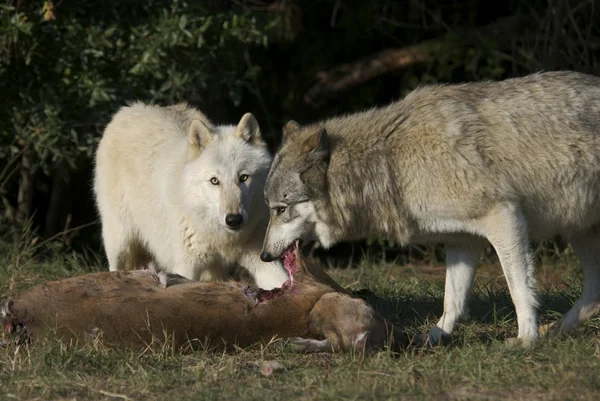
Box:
1;241;408;354
260;70;600;345
93;101;288;290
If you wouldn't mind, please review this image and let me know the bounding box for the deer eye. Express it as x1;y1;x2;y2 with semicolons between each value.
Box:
210;177;219;185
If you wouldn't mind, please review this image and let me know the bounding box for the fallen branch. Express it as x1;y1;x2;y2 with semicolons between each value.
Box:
303;46;429;106
303;13;530;106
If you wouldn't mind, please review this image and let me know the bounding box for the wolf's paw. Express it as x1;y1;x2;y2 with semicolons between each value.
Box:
539;321;571;338
422;327;452;347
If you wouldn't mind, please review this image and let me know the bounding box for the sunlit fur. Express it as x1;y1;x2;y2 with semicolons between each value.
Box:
94;102;288;289
263;71;600;344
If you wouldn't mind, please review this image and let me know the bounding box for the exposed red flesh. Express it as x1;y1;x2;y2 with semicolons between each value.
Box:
244;242;298;304
2;304;29;346
281;244;297;286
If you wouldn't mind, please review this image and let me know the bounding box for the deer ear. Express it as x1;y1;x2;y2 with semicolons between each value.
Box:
235;113;263;145
302;128;329;162
281;120;301;144
188;119;214;159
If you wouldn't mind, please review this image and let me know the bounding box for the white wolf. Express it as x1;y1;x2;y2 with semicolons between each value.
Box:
260;71;600;345
93;101;288;290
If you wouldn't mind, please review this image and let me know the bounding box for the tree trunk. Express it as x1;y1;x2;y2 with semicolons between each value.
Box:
44;163;66;237
547;0;565;70
15;151;35;227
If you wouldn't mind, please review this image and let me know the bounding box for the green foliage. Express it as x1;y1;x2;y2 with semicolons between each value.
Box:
0;0;275;179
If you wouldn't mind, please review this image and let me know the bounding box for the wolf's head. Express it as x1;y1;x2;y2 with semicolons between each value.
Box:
260;121;333;261
180;113;271;233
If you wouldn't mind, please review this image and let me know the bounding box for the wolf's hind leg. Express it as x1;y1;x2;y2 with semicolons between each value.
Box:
428;244;481;344
545;227;600;336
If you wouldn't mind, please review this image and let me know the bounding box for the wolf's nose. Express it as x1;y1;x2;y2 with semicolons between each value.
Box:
225;214;243;229
260;251;273;262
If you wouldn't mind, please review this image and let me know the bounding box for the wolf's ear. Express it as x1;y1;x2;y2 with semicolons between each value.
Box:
282;120;301;144
188;119;214;157
302;128;329;163
235;113;263;145
299;129;329;193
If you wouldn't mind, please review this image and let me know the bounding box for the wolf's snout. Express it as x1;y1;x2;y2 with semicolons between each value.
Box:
225;213;244;230
260;251;276;262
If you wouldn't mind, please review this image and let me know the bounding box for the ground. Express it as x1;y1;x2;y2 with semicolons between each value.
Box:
1;239;599;401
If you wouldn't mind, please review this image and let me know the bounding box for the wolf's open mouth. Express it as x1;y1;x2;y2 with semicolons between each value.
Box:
244;239;301;304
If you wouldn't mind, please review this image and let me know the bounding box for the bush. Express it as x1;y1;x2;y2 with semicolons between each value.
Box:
0;0;277;234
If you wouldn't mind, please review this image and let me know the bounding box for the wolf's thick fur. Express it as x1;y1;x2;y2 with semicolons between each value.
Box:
261;70;600;344
93;102;288;290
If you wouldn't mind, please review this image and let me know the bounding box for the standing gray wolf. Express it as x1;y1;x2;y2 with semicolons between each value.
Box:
260;70;600;345
1;241;409;354
93;101;288;290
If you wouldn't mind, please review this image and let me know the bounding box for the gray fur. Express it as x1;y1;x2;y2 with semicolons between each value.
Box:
262;70;600;345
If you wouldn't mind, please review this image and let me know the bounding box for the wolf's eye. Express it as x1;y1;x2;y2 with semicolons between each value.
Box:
275;206;286;216
239;174;249;182
210;177;219;185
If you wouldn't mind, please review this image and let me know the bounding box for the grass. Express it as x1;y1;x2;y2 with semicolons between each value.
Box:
1;238;599;401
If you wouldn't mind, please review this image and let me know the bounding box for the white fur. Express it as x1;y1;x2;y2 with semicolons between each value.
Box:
426;204;541;344
541;228;600;336
93;102;288;290
429;244;480;343
289;337;333;353
477;204;540;342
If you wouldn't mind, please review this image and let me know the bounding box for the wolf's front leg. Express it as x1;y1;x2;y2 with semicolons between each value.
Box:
428;244;481;344
482;203;539;345
172;253;203;281
172;243;222;282
239;250;289;290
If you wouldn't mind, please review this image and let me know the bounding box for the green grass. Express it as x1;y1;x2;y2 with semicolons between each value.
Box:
1;239;599;401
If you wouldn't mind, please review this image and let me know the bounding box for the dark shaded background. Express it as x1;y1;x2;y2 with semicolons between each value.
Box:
1;0;598;267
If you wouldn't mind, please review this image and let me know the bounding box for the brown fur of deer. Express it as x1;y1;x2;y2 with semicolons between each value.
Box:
1;242;409;354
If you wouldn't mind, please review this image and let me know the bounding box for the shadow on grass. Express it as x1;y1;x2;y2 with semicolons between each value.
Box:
351;286;578;345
